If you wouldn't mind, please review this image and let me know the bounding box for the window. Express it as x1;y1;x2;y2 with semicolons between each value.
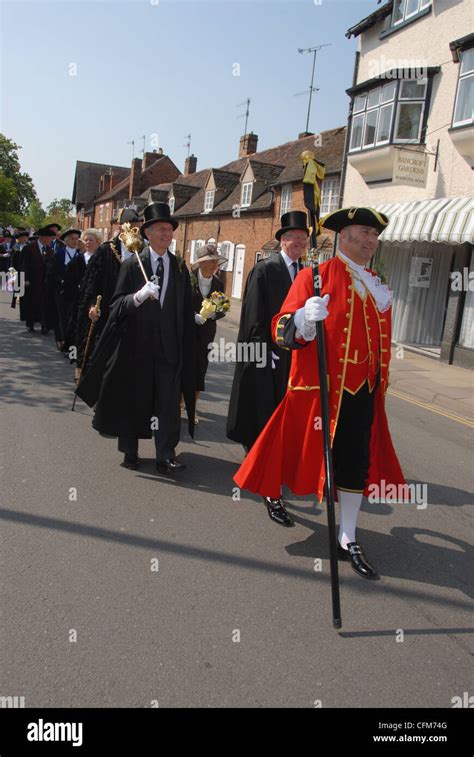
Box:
204;190;214;213
169;196;175;214
169;239;177;255
320;178;340;215
453;48;474;127
241;182;252;207
392;0;431;26
280;185;292;215
99;205;104;222
219;241;235;272
103;228;108;241
190;239;205;264
349;79;427;151
106;204;110;221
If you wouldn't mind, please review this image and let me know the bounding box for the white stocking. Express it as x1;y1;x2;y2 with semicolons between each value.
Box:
337;489;363;549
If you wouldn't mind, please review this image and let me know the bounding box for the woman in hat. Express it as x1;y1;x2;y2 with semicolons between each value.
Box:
190;244;228;422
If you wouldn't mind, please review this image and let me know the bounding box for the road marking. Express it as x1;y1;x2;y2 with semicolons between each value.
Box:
387;388;474;428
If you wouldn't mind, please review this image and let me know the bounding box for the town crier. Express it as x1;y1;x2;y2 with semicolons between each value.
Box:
234;207;406;579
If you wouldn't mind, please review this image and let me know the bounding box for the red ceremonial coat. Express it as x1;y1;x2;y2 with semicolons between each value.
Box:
233;254;405;502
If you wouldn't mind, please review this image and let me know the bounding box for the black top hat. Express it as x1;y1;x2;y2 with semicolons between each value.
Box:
140;202;178;239
60;228;81;241
275;210;309;242
37;227;57;237
15;229;29;238
321;207;389;234
119;208;141;225
45;222;62;232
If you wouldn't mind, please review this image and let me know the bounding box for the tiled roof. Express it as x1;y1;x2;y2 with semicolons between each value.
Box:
173;127;345;218
72;161;129;206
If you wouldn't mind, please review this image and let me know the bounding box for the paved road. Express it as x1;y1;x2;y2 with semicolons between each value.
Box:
0;291;472;708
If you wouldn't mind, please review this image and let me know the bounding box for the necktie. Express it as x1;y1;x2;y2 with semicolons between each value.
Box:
291;261;298;281
156;256;164;301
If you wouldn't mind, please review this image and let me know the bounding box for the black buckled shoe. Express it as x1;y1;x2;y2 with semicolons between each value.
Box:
122;453;140;470
156;458;186;474
264;497;295;527
337;541;379;580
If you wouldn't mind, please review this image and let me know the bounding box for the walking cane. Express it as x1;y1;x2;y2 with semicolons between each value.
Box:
301;150;342;629
71;295;102;412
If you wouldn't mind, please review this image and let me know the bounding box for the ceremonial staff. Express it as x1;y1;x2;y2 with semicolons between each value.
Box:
71;295;102;411
119;222;149;284
301;149;342;629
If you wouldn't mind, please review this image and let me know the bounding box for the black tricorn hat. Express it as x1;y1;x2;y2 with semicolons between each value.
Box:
140;202;178;239
118;208;141;225
15;229;29;237
321;207;389;234
275;210;309;242
45;222;62;232
37;227;57;237
60;228;81;241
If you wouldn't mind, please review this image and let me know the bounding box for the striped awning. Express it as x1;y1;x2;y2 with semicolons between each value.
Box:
374;197;473;244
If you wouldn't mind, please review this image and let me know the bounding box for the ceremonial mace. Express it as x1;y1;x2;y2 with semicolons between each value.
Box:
300;149;342;629
71;295;102;412
119;222;149;284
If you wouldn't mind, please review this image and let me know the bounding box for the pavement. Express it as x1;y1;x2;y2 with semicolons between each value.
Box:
0;290;473;709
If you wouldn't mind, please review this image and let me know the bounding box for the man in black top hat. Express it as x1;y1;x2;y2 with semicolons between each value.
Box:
19;227;56;333
76;202;196;474
49;228;84;350
226;210;309;527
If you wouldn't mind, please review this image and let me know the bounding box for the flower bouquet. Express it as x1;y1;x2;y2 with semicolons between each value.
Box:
199;291;231;320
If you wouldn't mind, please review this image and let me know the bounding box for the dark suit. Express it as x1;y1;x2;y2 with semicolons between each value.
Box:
20;241;55;330
192;273;226;391
76;248;196;459
50;248;85;343
226;252;301;450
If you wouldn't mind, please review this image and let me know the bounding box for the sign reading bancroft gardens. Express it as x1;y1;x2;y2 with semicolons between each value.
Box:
392;148;428;188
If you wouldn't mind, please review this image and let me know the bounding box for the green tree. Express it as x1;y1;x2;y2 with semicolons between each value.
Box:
44;198;75;230
0;170;20;226
0;134;37;214
24;200;46;230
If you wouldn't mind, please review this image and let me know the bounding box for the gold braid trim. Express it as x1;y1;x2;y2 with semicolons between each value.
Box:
275;313;292;349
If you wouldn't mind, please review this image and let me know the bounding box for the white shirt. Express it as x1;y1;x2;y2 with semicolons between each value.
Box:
64;246;76;265
338;250;366;298
198;269;213;297
120;241;133;262
84;252;93;266
280;250;301;281
149;247;170;304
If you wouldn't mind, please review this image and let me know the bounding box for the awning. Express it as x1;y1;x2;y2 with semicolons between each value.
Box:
374;197;474;244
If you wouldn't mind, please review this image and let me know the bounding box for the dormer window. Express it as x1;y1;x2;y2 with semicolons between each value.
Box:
241;182;252;207
169;196;175;214
392;0;431;26
204;190;214;213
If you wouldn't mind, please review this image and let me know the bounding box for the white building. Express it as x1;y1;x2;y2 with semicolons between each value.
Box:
343;0;473;368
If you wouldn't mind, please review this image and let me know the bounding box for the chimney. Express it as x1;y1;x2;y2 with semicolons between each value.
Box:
184;154;197;175
298;131;314;139
129;157;142;200
143;151;161;171
99;174;105;194
239;132;258;158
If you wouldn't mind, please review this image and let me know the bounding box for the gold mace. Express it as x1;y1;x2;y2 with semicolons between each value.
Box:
71;294;102;411
119;222;149;284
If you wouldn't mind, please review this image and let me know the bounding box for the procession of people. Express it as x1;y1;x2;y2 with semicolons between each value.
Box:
4;201;405;581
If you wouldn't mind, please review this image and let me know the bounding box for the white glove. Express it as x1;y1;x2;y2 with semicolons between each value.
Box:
271;351;280;369
294;294;330;341
195;313;206;325
134;281;160;306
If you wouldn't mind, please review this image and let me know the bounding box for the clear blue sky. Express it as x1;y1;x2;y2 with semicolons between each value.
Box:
1;0;377;207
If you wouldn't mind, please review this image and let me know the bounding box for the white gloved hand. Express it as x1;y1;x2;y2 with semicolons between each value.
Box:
195;313;206;325
134;281;160;306
271;351;280;369
294;294;330;341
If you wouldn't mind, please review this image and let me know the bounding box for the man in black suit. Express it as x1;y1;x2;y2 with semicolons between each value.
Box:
226;210;309;526
76;202;196;474
49;228;84;350
19;227;56;333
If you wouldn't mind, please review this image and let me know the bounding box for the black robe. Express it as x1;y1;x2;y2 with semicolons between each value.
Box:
19;241;55;328
75;249;196;439
74;237;124;367
191;272;226;391
226;252;295;450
